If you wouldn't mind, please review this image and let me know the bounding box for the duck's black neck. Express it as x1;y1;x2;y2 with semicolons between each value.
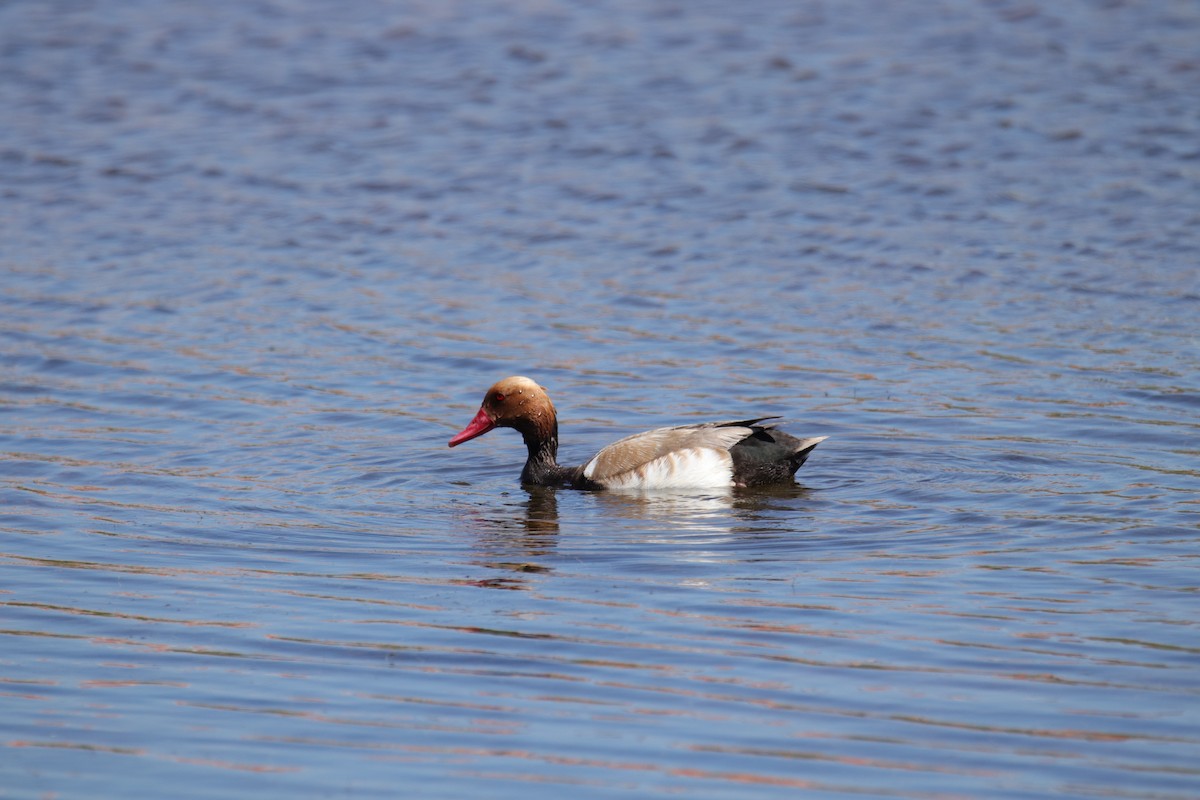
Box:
519;420;562;485
519;421;591;488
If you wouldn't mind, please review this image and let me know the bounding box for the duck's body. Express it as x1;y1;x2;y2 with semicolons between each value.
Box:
448;376;826;490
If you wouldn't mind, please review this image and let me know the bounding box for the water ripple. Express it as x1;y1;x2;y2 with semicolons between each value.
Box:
4;0;1200;797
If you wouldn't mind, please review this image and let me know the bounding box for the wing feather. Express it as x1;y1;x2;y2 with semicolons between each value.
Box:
583;421;761;483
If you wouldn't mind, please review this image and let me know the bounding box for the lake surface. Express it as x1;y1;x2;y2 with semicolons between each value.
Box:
2;1;1198;797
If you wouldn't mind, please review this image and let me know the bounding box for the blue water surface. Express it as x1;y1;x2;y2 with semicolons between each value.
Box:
2;1;1198;798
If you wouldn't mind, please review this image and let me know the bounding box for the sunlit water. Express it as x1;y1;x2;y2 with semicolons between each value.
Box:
2;1;1198;798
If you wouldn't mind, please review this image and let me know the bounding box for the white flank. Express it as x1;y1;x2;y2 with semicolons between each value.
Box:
596;447;734;490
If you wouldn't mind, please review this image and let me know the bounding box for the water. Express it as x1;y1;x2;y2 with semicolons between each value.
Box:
2;1;1198;797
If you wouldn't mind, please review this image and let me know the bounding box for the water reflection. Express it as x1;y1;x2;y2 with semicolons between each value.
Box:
460;482;830;557
592;488;736;533
459;486;747;581
455;488;561;589
522;486;560;536
452;488;561;537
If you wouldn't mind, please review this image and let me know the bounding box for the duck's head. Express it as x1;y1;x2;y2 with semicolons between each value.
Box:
448;376;557;447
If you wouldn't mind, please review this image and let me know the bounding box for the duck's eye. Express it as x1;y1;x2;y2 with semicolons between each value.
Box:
493;393;505;403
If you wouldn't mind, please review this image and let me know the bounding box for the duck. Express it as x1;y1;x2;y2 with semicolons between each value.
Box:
448;376;826;490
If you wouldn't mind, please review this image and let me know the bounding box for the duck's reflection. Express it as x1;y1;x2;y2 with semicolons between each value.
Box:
594;484;814;529
461;482;819;586
521;485;560;535
459;487;559;590
592;488;736;533
732;481;816;510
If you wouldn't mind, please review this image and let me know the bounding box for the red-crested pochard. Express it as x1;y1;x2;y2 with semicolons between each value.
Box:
448;376;826;490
